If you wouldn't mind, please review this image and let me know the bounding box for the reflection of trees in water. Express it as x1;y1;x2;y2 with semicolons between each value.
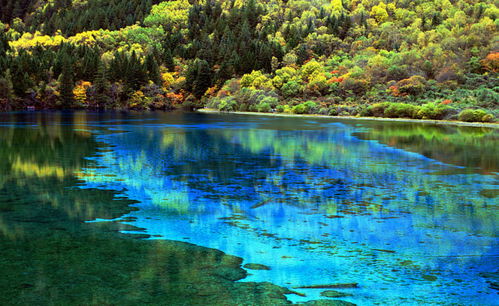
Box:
0;112;293;305
354;122;498;172
0;111;120;232
85;123;497;239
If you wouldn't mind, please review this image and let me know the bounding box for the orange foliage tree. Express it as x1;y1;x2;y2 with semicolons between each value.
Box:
481;52;499;73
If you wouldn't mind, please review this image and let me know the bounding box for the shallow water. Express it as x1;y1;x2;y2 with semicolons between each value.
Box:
1;111;498;305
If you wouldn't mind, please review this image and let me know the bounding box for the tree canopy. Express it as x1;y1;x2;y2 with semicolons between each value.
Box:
0;0;497;121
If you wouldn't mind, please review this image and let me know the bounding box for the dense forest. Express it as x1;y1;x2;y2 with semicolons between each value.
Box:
0;0;497;122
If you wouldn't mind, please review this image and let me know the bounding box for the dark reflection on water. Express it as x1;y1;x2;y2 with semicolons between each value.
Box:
0;111;498;305
353;121;498;173
0;111;293;305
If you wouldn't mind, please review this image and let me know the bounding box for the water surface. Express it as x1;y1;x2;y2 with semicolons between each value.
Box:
1;111;497;305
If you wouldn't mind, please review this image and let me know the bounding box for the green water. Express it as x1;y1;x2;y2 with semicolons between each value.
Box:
0;111;298;306
0;111;497;305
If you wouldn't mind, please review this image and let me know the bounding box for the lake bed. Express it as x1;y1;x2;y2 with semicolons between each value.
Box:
1;111;497;305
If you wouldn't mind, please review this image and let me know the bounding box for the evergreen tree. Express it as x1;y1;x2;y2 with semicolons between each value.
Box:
431;13;442;27
192;59;212;98
0;69;14;103
12;0;23;18
215;60;233;85
10;58;34;97
163;48;175;71
59;57;74;107
296;44;309;65
145;53;162;85
0;31;10;72
94;61;110;107
125;51;148;91
0;30;10;58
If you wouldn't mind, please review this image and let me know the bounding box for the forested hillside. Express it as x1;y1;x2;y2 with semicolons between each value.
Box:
0;0;497;122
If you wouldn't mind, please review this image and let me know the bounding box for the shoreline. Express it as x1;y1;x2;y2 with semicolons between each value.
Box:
198;108;499;129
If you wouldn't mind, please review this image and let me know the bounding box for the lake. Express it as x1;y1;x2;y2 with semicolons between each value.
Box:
0;111;497;305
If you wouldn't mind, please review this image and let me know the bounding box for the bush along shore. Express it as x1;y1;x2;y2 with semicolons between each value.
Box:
204;67;497;124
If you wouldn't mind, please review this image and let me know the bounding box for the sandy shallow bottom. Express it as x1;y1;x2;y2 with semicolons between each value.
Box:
0;112;354;306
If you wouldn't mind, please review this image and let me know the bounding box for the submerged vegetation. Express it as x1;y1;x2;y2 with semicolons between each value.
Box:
0;112;318;305
0;0;498;122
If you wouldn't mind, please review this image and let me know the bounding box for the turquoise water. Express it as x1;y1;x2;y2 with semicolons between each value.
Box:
1;111;498;304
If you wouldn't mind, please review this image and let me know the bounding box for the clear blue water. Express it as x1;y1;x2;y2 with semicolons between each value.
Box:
67;112;499;304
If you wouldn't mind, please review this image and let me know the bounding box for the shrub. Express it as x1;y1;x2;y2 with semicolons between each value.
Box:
282;105;293;113
386;65;409;82
241;70;263;87
238;103;248;111
384;103;421;118
128;90;152;109
332;106;355;116
458;109;494;122
481;52;499;73
318;107;329;115
292;104;307;114
366;102;391;117
301;60;323;81
273;66;299;88
256;102;272;112
234;88;278;109
207;96;237;112
474;87;499;109
281;81;302;98
306;72;328;94
482;114;495;122
220;78;240;94
292;101;317;114
260;96;279;108
217;97;237;112
339;77;369;95
417;103;451;120
435;67;462;83
329;108;338;116
395;75;427;96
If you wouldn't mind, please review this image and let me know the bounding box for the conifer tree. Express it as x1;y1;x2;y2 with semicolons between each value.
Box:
145;53;162;85
193;59;212;98
125;51;147;91
215;60;232;85
12;1;23;18
59;57;74;107
163;48;175;71
0;31;10;72
185;60;198;92
296;44;309;65
0;30;10;58
0;69;14;104
94;61;109;107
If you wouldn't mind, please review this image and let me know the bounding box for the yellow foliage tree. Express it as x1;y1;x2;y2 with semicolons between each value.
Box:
371;2;389;23
73;81;91;107
162;72;175;89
